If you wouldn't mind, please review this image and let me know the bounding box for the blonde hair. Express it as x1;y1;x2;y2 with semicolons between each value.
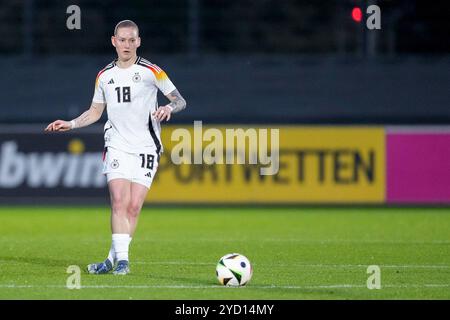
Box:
114;20;139;36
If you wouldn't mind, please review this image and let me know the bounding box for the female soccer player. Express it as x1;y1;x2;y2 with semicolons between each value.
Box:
45;20;187;275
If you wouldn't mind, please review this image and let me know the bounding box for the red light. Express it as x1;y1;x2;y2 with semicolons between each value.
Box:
351;7;362;23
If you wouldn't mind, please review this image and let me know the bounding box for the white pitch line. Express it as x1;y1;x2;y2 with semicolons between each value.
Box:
262;239;450;244
132;261;450;269
138;239;450;244
133;261;214;265
0;284;449;290
286;264;450;269
0;259;447;269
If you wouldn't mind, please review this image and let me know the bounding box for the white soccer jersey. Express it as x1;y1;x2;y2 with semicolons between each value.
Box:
92;56;176;154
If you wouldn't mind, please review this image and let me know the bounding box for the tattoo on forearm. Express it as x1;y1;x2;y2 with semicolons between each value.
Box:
73;108;99;128
167;89;186;113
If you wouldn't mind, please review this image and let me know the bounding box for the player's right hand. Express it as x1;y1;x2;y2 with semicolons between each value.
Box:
45;120;71;132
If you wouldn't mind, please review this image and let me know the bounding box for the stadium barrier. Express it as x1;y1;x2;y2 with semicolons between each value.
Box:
0;125;448;204
152;126;386;204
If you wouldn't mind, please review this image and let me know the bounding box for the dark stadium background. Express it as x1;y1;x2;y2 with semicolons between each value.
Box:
0;0;449;204
1;0;449;125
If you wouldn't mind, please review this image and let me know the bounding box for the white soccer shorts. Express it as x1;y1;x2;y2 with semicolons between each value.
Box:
102;146;159;189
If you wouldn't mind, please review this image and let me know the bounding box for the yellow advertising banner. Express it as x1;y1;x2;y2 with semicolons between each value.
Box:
147;125;385;203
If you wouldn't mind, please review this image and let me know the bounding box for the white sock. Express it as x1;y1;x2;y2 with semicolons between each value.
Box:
112;234;130;262
128;237;132;258
106;243;115;265
107;237;131;264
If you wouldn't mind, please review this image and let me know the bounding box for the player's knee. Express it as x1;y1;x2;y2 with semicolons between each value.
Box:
127;201;142;218
111;194;128;212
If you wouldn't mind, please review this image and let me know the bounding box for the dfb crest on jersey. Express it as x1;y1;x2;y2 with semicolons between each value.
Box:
111;159;119;169
132;73;141;83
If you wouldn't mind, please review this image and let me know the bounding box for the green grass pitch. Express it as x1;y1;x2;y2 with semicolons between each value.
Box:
0;206;448;299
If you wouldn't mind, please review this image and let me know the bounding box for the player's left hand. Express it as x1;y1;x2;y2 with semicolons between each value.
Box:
152;105;172;122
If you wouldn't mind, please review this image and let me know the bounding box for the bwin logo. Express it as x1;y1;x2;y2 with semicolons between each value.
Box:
0;141;105;188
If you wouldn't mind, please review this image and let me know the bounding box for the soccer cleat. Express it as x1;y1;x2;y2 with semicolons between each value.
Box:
87;259;113;274
113;260;130;275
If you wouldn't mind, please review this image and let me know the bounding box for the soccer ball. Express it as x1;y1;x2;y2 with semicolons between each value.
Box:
216;253;253;287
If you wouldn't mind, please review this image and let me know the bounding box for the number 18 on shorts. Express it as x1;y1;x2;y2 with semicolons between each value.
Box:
103;147;159;189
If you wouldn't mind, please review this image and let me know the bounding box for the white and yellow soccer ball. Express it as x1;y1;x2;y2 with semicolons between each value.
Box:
216;253;253;287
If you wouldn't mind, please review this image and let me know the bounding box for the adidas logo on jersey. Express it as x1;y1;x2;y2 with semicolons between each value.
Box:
108;78;115;84
145;172;152;178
